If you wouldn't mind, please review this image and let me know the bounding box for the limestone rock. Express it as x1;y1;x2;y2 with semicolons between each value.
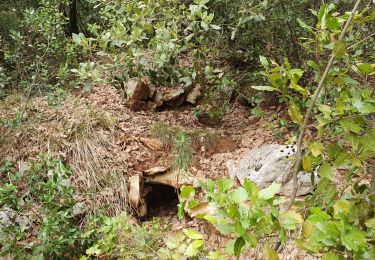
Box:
0;207;30;230
125;79;150;102
186;84;203;104
129;174;143;209
230;144;318;196
144;170;198;188
144;166;169;176
125;79;150;110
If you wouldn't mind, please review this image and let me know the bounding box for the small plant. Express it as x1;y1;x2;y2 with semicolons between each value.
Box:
0;155;82;258
179;179;303;258
173;130;192;175
83;213;167;259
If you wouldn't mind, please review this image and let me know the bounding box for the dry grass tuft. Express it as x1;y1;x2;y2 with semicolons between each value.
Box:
0;93;129;216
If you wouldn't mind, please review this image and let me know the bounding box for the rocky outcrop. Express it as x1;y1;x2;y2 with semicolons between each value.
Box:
227;144;319;196
122;79;202;111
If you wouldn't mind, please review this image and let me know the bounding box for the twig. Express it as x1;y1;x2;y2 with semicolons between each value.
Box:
285;0;363;211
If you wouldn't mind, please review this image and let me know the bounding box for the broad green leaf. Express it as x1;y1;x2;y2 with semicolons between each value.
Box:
259;55;269;68
216;224;234;235
326;17;340;30
333;199;351;217
233;237;245;259
166;231;185;249
207;251;225;260
341;229;367;252
340;119;362;134
302;155;313;173
180;185;195;198
288;101;303;126
318;162;332;180
201;21;209;31
307;60;319;70
353;100;375;114
357;63;374;75
185;240;204;257
289;82;309;96
259;182;281;200
333;40;347;58
251;85;277;91
263;243;279;260
309;141;324;157
183;229;203;240
230;187;248;203
217;178;234;193
318;104;332;119
279;210;304;230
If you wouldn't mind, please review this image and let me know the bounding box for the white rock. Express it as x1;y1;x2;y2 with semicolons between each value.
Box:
230;144;318;196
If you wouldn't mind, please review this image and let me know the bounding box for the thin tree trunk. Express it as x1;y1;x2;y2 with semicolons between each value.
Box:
69;0;79;35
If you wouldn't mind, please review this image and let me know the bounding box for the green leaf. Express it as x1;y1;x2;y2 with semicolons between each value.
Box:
210;24;221;30
166;231;185;249
318;162;332;180
183;229;203;240
259;182;281;200
333;199;351;217
333;40;347;58
259;55;269;68
185;240;204;257
288;101;303;126
322;252;344;260
353;100;375;114
297;18;313;32
309;141;324;157
263;243;279;260
279;210;304;230
303;155;313;172
251;85;277;91
86;245;101;255
341;229;367;252
357;63;374;75
340;119;362;134
207;250;225;260
243;179;259;201
289;82;309;96
180;185;195;198
233;237;245;259
230;187;248;203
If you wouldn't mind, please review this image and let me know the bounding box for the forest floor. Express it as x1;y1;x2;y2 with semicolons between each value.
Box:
0;85;319;259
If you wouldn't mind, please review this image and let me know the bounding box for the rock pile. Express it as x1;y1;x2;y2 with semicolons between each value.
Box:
124;78;202;111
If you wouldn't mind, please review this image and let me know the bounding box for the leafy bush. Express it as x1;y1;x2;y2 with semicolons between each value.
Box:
179;180;303;258
0;155;82;258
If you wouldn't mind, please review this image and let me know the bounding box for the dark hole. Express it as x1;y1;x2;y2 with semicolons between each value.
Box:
143;184;179;220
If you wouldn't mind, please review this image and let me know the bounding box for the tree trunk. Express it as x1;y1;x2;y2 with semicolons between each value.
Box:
69;0;79;35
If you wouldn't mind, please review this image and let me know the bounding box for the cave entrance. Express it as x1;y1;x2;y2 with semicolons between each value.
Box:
144;184;179;219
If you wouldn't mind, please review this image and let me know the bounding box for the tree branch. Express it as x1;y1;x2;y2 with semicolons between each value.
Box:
285;0;363;211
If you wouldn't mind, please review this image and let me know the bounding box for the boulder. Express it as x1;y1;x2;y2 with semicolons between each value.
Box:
125;79;150;102
228;144;318;196
124;79;150;110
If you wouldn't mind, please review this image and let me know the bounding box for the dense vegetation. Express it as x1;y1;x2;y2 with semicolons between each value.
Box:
1;0;374;259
